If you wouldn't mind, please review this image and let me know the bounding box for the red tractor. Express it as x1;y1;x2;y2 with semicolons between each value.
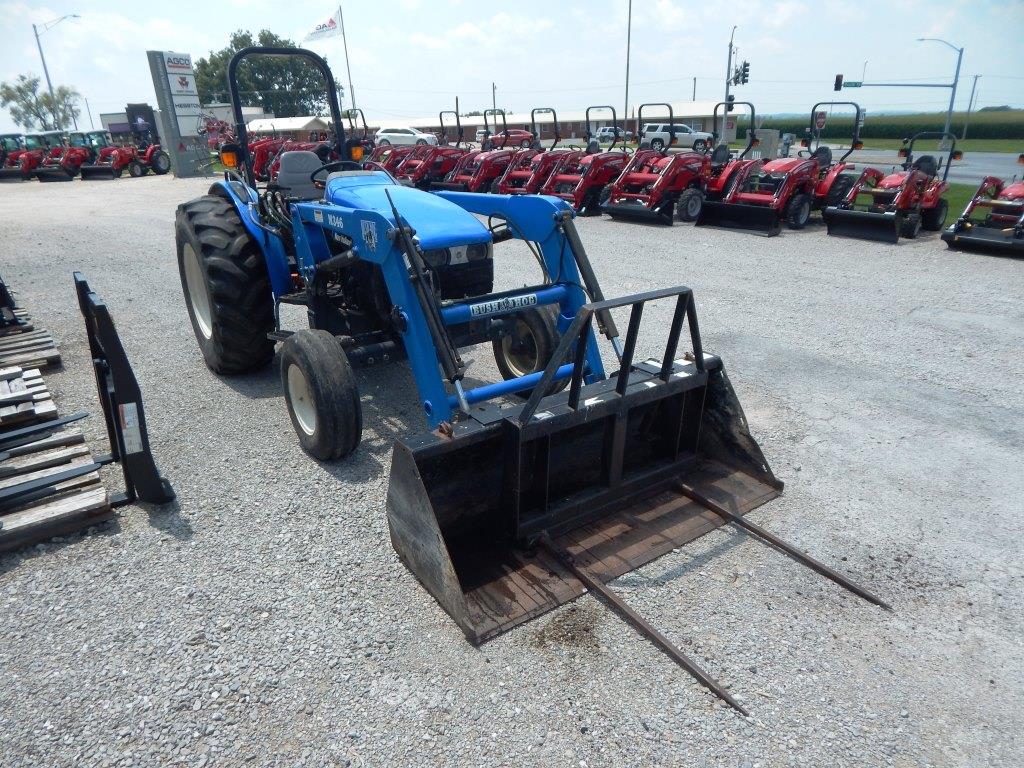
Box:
699;101;765;210
538;105;631;215
697;101;877;235
493;108;567;195
365;142;417;174
33;131;102;181
941;154;1024;255
824;131;960;242
0;133;22;168
394;107;470;189
601;103;710;224
0;132;56;181
81;129;171;180
431;108;517;193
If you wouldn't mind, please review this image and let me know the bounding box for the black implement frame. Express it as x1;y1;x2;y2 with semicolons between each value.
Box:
74;273;175;507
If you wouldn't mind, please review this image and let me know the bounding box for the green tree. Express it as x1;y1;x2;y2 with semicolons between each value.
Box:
0;74;80;131
194;30;329;118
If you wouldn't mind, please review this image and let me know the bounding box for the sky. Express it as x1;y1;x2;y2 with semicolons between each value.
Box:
1;0;1022;133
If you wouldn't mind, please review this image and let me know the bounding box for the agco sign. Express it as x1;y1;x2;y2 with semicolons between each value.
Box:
163;52;193;73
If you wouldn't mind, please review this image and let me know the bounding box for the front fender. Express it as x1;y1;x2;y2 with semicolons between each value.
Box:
208;179;292;299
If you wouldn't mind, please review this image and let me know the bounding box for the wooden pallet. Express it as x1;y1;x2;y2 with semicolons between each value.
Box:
0;322;60;369
0;367;57;428
0;426;112;553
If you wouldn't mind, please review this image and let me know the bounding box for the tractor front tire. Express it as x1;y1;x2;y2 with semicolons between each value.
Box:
281;330;362;461
921;199;948;231
151;150;171;175
785;193;813;229
175;195;275;374
128;161;145;178
675;188;706;222
901;215;922;239
493;308;567;396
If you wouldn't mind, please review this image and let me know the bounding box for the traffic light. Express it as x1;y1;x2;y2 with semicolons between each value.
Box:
726;94;735;112
740;61;750;84
834;74;843;91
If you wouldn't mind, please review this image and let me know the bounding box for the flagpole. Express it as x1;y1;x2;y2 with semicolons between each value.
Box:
338;5;356;110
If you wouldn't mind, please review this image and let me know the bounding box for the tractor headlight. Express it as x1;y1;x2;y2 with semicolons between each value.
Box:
422;248;449;268
466;242;491;262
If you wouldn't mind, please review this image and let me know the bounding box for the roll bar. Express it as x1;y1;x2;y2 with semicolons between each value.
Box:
227;46;346;187
483;108;509;148
345;108;370;140
808;102;863;162
637;103;674;155
711;101;757;159
902;131;961;182
530;107;559;149
585;105;619;151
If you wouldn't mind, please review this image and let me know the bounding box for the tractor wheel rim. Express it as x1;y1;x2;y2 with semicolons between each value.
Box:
183;244;213;339
287;364;317;436
157;155;169;171
799;201;810;223
500;319;541;378
687;195;702;217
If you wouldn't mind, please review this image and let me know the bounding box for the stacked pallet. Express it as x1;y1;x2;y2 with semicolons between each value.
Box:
0;319;61;369
0;368;112;553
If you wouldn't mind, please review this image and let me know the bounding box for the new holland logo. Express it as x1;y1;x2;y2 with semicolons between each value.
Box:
361;220;378;252
469;293;538;318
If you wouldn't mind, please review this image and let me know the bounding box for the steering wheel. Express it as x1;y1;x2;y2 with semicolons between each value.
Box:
309;159;365;184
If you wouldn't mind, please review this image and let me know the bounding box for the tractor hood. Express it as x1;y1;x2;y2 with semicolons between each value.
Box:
877;171;909;190
999;182;1024;202
761;157;812;174
325;171;491;250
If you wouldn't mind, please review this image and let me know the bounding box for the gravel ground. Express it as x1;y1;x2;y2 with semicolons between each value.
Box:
0;175;1021;768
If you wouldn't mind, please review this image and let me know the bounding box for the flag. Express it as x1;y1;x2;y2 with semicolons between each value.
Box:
304;7;343;42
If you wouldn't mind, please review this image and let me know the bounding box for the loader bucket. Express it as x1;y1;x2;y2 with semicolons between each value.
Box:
822;207;901;243
695;201;781;236
34;167;76;182
387;288;782;644
942;223;1024;255
0;168;29;182
80;164;118;180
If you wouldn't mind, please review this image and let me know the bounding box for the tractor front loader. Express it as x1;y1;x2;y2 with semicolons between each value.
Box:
823;131;960;243
941;154;1024;255
177;47;888;716
601;103;709;224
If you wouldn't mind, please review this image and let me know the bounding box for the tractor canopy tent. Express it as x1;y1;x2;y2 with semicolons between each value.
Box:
246;117;330;137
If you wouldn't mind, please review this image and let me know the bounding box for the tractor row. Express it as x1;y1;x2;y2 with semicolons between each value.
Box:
0;129;170;182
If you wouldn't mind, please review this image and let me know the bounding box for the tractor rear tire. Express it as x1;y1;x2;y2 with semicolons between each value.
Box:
921;199;948;231
493;308;567;396
280;329;362;461
675;188;706;222
129;161;145;178
175;194;275;374
785;193;813;229
598;185;613;208
151;150;171;175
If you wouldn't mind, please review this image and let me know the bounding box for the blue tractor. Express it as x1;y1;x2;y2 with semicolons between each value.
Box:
171;49;868;708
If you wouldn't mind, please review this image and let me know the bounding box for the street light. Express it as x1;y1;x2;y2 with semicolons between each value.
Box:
916;37;963;142
33;14;80;130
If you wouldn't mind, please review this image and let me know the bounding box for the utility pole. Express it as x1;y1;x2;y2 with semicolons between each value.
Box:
82;96;94;129
917;37;963;143
692;77;696;101
492;82;496;112
723;25;737;137
962;74;981;140
624;0;633;136
32;16;80;130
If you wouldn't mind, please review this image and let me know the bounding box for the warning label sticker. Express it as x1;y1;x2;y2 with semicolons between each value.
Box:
118;402;144;455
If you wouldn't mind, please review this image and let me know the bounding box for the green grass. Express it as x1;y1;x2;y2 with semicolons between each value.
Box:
859;138;1022;153
943;183;977;217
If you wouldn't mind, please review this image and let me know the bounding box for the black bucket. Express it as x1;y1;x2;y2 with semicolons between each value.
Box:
823;207;902;243
695;201;781;236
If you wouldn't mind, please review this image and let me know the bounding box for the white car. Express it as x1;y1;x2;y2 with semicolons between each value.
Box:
374;126;438;146
640;123;713;152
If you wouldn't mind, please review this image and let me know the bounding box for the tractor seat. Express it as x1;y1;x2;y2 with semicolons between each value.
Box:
912;154;938;178
275;151;324;200
810;145;833;168
710;143;731;167
586;139;600;154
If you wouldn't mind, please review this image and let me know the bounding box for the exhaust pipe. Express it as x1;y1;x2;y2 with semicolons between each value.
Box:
695;201;781;236
822;207;901;243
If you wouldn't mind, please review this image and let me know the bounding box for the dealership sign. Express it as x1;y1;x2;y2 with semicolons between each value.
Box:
167;73;198;97
159;50;201;137
163;52;194;73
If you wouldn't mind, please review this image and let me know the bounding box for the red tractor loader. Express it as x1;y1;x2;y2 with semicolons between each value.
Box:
0;133;22;168
33;131;97;181
942;154;1024;255
395;106;470;189
823;131;959;242
0;132;55;181
700;101;764;211
493;107;565;195
430;108;517;193
538;105;631;215
601;103;710;224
